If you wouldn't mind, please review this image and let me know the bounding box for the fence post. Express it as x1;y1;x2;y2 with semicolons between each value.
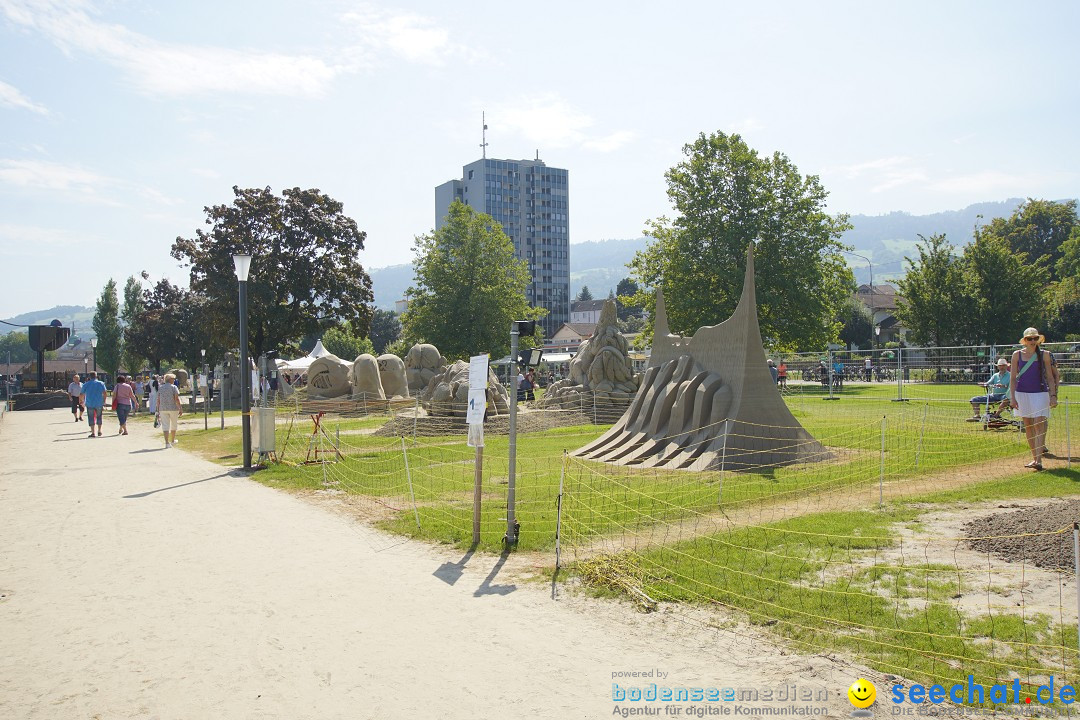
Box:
321;431;329;487
718;419;731;504
1074;523;1079;662
879;416;886;506
335;425;340;454
555;451;568;573
401;436;421;530
896;346;904;401
1067;400;1072;470
915;403;928;470
413;396;419;446
472;444;484;546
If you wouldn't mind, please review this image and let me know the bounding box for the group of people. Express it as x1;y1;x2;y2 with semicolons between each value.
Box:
968;327;1059;471
66;372;184;448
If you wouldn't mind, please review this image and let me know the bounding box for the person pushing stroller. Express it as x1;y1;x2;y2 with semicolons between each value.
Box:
966;357;1010;421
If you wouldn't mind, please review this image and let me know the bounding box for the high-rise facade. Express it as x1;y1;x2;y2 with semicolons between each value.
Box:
435;157;569;338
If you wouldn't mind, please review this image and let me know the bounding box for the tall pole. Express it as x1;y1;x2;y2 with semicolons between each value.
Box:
506;322;520;545
239;278;251;470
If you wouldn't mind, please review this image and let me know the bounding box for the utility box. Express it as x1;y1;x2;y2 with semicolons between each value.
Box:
252;407;276;453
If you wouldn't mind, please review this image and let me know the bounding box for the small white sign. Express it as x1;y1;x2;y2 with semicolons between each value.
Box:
466;387;487;424
469;354;490;390
198;374;208;390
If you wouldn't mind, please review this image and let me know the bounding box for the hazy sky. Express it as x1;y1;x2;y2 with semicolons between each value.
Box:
1;0;1077;318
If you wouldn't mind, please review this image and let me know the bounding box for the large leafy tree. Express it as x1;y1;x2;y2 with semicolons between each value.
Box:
322;321;375;360
629;131;853;351
0;331;37;364
171;186;373;358
895;234;967;347
836;296;874;350
125;279;203;373
615;277;643;321
121;275;144;376
961;233;1049;344
402;200;544;360
92;279;122;380
978;199;1078;281
369;309;401;354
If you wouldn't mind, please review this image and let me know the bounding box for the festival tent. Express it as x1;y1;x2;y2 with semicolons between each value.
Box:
278;339;332;374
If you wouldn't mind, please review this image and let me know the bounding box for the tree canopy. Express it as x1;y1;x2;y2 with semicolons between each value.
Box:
121;275;144;376
321;321;375;361
575;285;593;302
171;186;373;358
978;198;1078;281
629;131;853;351
401;200;544;360
92;279;122;380
895;233;1049;346
369;309;401;354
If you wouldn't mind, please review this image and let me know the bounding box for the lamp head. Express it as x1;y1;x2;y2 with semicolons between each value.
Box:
233;254;252;282
90;338;97;348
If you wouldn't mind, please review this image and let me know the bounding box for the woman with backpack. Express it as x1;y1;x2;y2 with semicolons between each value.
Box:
1009;327;1058;470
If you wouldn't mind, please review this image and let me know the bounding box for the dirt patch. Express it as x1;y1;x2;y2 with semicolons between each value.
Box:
964;500;1080;571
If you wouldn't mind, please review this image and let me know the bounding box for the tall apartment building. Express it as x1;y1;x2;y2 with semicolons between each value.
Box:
435;157;569;338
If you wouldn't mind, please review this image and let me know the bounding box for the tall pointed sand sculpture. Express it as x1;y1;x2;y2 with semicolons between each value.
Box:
574;243;829;471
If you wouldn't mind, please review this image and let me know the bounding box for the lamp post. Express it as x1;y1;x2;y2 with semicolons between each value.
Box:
234;254;252;471
90;338;97;372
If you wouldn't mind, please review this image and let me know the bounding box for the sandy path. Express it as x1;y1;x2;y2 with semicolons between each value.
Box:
0;409;863;719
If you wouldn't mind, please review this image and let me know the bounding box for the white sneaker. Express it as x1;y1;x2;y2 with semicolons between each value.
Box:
165;442;172;448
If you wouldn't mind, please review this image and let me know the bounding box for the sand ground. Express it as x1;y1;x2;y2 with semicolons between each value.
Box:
0;408;866;719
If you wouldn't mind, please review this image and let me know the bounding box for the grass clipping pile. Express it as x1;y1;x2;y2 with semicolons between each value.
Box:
964;500;1080;571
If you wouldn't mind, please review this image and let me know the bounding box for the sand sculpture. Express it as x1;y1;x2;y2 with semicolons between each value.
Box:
540;299;639;409
307;354;353;399
421;359;510;417
574;243;829;471
166;368;190;389
405;343;445;393
220;354;255;405
377;354;410;399
349;353;386;399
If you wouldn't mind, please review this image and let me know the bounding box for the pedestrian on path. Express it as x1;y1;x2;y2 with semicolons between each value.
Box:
1009;327;1058;471
112;374;139;436
156;372;183;448
67;374;84;422
80;371;107;438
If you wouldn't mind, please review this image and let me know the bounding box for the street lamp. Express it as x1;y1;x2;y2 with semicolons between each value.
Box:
233;253;252;471
90;337;97;372
83;355;88;375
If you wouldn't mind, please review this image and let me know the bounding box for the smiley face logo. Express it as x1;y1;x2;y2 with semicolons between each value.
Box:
848;679;876;709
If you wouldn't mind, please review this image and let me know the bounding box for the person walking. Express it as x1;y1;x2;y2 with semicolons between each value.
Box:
156;372;183;448
777;361;787;389
1009;327;1058;470
67;374;84;422
80;371;107;438
148;375;159;415
112;374;139;435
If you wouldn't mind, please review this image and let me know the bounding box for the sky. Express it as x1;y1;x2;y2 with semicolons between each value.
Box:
1;0;1078;319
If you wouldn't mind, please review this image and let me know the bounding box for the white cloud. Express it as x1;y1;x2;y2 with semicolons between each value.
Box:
488;94;634;153
0;222;101;250
342;6;480;66
0;158;104;190
0;0;344;97
826;156;928;193
0;79;49;114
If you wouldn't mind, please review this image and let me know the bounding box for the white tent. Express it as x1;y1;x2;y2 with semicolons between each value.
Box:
279;339;332;374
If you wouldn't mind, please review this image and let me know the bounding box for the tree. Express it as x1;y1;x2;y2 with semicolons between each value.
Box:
978;199;1078;281
615;277;642;321
125;279;197;373
836;296;873;350
894;235;968;346
171;186;374;358
0;331;36;364
121;275;144;376
322;322;375;360
92;279;122;380
575;285;593;302
961;233;1049;344
369;309;401;354
629;131;853;351
401;200;544;360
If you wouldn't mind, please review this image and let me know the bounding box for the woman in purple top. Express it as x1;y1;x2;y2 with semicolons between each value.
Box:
1009;327;1058;470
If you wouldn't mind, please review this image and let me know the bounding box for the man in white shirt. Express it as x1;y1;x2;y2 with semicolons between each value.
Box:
67;374;83;422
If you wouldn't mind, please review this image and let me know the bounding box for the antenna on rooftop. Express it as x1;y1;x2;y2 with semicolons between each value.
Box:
480;111;488;159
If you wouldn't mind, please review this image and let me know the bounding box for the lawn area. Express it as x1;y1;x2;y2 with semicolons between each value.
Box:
174;383;1080;693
